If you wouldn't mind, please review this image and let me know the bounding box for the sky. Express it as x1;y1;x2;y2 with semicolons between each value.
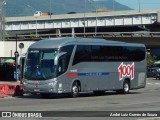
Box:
115;0;160;10
94;0;160;10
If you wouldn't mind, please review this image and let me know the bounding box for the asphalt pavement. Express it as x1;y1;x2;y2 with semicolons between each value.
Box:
0;78;160;120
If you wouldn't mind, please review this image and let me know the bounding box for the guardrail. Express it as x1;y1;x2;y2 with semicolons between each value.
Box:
4;32;160;40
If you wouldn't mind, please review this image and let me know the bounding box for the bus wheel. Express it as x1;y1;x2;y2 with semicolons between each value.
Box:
70;83;79;98
122;81;130;94
116;80;130;94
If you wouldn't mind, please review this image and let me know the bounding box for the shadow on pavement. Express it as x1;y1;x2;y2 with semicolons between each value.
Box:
15;91;142;99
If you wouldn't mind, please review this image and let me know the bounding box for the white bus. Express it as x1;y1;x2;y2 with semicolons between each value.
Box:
23;38;146;98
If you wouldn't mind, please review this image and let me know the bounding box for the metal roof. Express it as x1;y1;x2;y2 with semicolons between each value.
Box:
29;37;144;49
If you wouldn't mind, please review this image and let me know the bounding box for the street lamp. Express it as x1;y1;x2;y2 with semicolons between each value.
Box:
0;0;6;41
138;0;141;12
27;5;38;37
27;5;35;13
83;0;86;35
87;0;98;36
49;0;51;18
112;0;115;11
95;6;97;36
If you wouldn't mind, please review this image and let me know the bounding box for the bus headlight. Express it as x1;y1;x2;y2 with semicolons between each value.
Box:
49;81;57;86
48;82;54;86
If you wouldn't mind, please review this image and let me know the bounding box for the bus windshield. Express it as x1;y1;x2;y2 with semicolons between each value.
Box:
24;49;58;80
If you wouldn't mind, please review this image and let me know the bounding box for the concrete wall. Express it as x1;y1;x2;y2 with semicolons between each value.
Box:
0;41;35;57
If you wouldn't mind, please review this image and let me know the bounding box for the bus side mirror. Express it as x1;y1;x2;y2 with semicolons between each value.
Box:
54;52;67;65
17;53;26;66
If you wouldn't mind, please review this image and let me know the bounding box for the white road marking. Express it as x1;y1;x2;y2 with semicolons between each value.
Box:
147;82;160;85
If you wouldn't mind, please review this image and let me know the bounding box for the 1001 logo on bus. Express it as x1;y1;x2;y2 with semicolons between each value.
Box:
118;62;134;80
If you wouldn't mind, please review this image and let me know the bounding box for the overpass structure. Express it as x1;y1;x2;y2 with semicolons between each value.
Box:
5;9;159;36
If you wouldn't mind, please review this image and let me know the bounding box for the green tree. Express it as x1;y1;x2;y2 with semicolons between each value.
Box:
147;53;157;67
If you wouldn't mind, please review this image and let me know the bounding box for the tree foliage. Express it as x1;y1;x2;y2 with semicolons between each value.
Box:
147;53;157;67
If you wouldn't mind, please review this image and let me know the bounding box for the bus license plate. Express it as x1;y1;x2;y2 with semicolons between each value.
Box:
34;89;40;92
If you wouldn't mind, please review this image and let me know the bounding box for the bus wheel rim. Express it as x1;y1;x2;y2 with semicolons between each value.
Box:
72;86;78;94
124;83;129;92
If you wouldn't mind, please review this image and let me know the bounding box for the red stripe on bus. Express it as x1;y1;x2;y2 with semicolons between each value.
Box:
66;73;78;77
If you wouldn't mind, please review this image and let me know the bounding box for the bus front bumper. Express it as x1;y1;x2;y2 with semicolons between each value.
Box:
22;81;58;94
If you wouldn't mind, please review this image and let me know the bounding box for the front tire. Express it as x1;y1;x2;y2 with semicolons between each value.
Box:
70;83;79;98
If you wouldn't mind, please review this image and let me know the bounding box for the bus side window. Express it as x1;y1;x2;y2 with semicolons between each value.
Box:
57;55;67;76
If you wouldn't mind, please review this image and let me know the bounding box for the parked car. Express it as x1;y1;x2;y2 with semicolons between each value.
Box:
147;67;160;78
155;73;160;80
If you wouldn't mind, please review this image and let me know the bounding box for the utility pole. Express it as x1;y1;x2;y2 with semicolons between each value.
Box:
83;0;86;36
87;0;98;36
112;0;115;11
27;5;38;37
0;0;3;41
49;0;51;18
138;0;141;12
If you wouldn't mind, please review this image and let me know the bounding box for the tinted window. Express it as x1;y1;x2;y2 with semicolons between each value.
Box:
73;45;145;65
123;46;145;61
24;49;58;80
73;45;91;65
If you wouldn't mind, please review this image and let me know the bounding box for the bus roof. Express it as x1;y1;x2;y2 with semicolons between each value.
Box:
29;37;145;49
